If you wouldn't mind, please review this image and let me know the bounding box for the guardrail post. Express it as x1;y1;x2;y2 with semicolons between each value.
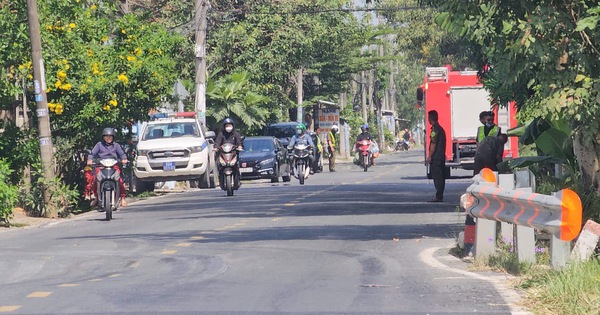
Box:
514;170;536;263
497;174;515;243
551;235;571;269
474;175;497;260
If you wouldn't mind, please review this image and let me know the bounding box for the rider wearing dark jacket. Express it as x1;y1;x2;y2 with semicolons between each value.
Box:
214;118;244;150
214;118;244;190
215;118;244;151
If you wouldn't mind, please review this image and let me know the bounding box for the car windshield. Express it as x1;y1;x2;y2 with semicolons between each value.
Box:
244;139;274;152
266;125;297;139
142;122;200;140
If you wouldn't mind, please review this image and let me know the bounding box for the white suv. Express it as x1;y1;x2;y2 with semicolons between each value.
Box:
134;113;216;192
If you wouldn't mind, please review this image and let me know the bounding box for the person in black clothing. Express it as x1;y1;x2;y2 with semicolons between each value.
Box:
213;118;244;189
354;124;377;165
214;118;243;150
425;110;447;202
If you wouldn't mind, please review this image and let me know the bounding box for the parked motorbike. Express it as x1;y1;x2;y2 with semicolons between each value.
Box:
355;139;372;172
395;138;410;151
217;143;240;196
94;158;124;221
291;143;311;185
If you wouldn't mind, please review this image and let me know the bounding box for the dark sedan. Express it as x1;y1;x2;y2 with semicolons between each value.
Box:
239;136;291;182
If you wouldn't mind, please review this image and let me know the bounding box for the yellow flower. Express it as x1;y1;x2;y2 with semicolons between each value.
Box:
109;99;118;107
117;73;129;85
47;102;56;110
87;49;94;57
101;36;108;42
55;108;63;115
27;74;33;79
57;70;67;80
69;23;76;28
134;48;142;56
126;55;136;62
91;4;97;10
121;29;126;34
60;83;72;91
46;87;51;93
55;104;63;111
54;81;62;88
46;25;53;31
103;105;111;111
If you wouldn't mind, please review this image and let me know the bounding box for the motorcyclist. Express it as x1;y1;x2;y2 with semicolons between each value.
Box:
214;117;244;150
310;129;323;173
353;124;377;165
287;123;315;175
213;118;244;189
86;128;128;207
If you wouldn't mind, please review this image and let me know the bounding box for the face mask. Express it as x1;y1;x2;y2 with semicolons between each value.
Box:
485;123;493;127
296;129;302;135
225;126;233;133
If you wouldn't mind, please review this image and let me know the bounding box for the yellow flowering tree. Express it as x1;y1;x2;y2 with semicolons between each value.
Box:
0;0;189;191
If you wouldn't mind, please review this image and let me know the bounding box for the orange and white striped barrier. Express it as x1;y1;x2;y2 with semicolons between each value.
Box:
461;168;582;242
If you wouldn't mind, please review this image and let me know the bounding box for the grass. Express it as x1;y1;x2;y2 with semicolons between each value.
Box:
519;258;600;315
466;237;600;314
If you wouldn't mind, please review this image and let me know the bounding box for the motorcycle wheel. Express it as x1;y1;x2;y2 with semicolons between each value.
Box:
103;190;112;221
363;156;369;172
298;165;305;185
226;174;234;196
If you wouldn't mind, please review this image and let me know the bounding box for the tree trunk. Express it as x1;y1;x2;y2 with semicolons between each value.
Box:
573;129;600;190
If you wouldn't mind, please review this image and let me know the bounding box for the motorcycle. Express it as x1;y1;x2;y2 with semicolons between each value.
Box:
395;138;410;151
355;139;372;172
291;143;311;185
217;143;240;196
94;158;124;221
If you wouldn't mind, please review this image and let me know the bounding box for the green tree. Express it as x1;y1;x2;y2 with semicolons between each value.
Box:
206;72;270;134
426;0;600;192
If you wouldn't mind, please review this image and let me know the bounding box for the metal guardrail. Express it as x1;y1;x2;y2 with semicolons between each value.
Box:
460;168;583;268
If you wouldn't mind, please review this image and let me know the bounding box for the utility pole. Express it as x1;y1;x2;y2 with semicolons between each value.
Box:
297;68;303;123
26;0;56;218
361;71;367;123
194;0;209;126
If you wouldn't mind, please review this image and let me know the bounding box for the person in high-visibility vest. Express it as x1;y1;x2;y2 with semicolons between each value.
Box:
476;111;501;144
326;125;338;172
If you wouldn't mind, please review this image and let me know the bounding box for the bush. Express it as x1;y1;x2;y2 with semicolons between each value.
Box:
0;159;19;225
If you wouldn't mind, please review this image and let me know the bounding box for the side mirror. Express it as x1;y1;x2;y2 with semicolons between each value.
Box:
241;135;246;142
205;131;216;139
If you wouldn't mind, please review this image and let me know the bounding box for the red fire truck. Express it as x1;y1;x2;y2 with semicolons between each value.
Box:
417;66;518;178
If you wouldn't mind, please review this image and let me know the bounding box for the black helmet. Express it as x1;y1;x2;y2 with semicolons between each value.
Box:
222;117;235;128
102;128;116;137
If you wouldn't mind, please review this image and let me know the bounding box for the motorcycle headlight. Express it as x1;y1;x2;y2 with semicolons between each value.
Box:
189;146;203;153
260;158;274;166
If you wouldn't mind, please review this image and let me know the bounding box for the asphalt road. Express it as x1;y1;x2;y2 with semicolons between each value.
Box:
0;150;526;314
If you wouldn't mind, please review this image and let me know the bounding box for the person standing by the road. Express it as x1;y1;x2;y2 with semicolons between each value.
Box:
473;133;508;176
476;111;501;144
326;125;338;172
425;110;446;202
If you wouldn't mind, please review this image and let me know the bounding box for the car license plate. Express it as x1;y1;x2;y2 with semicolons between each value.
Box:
163;162;176;171
239;167;253;173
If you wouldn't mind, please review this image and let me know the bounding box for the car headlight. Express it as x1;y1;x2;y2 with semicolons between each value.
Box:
260;158;274;165
189;146;203;153
137;149;150;157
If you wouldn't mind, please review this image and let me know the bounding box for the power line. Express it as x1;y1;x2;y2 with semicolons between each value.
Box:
211;6;424;16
